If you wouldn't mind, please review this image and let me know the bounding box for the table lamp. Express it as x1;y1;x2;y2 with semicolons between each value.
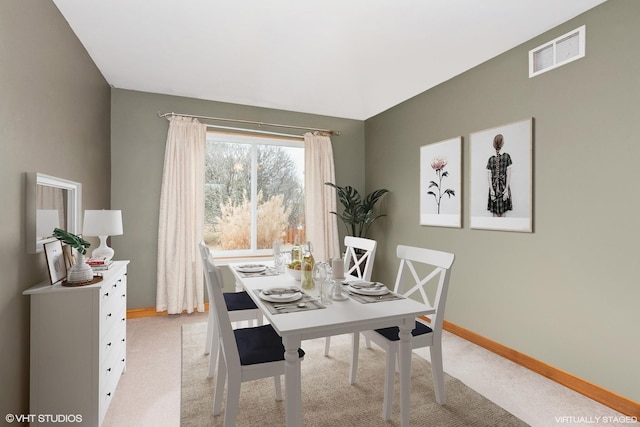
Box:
82;210;123;261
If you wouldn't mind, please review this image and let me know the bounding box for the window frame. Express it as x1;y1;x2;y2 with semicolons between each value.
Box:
205;131;304;258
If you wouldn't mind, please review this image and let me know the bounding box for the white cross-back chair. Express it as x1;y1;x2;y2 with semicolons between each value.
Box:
198;241;263;378
202;254;305;426
350;245;454;420
343;235;377;281
323;236;377;383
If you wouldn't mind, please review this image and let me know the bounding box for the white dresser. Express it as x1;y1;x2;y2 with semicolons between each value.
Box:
23;261;129;426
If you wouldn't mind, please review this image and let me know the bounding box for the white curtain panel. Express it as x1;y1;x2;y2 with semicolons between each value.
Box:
304;132;340;262
156;116;206;314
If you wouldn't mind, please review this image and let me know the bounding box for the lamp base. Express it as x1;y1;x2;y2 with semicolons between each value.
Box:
91;235;115;261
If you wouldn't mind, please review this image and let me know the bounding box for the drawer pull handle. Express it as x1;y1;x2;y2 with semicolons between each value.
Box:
107;313;112;318
107;342;112;347
103;292;109;298
107;392;111;397
107;368;111;372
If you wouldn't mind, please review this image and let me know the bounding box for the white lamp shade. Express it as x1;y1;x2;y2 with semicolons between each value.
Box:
82;210;123;237
36;209;60;238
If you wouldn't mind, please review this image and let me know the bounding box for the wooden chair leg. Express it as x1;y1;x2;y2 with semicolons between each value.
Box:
224;379;241;427
205;308;215;355
273;375;283;401
349;333;360;385
430;341;446;405
213;347;226;416
208;332;219;378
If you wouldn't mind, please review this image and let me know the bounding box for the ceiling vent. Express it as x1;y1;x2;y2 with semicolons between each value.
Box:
529;25;585;77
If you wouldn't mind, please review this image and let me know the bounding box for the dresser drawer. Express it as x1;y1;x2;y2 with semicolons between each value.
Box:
101;321;126;365
100;275;127;339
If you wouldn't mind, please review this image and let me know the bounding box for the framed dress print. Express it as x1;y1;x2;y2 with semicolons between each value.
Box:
470;118;533;232
420;137;462;228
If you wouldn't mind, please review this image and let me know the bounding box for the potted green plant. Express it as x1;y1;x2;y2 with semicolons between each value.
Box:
324;183;389;239
53;228;93;284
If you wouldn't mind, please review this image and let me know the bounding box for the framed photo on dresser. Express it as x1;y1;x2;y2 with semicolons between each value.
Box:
44;240;66;285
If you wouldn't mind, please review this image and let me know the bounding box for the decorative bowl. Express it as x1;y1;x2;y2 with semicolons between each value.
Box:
287;267;302;281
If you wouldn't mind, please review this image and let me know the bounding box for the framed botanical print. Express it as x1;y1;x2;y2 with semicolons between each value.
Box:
44;240;67;285
470;118;533;232
420;137;462;228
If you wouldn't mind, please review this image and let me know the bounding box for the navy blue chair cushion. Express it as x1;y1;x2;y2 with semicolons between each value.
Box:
234;324;305;366
223;291;258;311
374;320;433;342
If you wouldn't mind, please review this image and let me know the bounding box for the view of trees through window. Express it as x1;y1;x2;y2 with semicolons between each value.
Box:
204;132;305;255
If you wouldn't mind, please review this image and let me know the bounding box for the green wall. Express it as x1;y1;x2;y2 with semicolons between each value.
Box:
0;0;111;416
364;0;639;402
110;89;365;308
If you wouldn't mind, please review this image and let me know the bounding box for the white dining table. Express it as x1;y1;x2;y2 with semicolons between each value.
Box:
230;263;433;427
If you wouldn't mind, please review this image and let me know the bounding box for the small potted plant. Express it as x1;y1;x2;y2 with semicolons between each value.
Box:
53;228;94;284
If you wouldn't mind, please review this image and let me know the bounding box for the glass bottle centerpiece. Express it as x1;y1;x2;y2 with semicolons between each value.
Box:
301;241;315;291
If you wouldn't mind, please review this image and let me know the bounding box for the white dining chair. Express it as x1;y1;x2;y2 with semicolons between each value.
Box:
323;236;377;384
198;241;263;378
350;245;454;420
202;255;305;426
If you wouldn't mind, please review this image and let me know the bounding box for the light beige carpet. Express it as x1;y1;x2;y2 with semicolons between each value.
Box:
181;322;529;426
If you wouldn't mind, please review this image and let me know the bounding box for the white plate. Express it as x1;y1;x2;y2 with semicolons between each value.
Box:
236;264;267;273
348;280;375;287
259;289;302;303
348;284;389;296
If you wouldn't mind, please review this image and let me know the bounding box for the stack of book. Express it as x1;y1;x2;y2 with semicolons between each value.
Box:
86;256;114;271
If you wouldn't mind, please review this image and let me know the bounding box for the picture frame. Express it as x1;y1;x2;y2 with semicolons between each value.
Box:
469;118;533;232
420;137;462;228
44;240;67;285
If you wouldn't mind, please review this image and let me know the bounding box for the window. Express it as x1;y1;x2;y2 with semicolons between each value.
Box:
529;25;585;78
204;131;305;257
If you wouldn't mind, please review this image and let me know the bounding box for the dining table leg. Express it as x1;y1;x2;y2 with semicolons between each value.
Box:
398;319;413;427
283;334;303;427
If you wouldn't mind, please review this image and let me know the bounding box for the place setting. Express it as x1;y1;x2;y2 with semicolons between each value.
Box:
234;263;280;278
342;280;405;304
254;286;326;314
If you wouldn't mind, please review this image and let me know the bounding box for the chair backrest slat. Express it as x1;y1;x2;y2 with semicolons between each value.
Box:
343;236;377;281
393;245;454;333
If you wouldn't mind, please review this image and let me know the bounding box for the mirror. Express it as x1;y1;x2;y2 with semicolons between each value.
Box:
26;172;82;254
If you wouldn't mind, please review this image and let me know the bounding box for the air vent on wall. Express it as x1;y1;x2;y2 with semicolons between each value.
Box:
529;25;585;77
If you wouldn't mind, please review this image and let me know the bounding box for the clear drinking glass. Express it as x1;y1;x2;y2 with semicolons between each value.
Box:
311;262;324;297
313;262;333;304
273;241;285;273
321;280;334;305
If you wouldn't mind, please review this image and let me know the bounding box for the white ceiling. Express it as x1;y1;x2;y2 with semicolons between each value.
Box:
53;0;606;120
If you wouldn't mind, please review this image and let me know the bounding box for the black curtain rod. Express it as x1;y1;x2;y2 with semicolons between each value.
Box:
157;111;339;136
